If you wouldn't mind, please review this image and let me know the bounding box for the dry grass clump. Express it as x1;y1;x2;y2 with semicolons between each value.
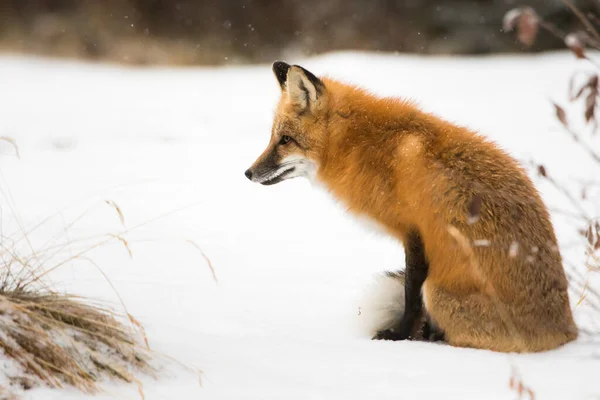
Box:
0;245;156;399
0;142;155;397
0;288;152;394
0;130;217;397
0;233;155;398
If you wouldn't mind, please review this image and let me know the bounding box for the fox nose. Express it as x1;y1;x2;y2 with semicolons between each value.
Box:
244;169;253;180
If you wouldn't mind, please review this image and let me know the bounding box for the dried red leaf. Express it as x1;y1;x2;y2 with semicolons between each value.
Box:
553;103;568;127
574;84;588;101
588;225;594;246
571;73;598;102
503;8;522;32
517;7;539;47
467;194;483;224
580;75;600;123
585;92;596;122
565;33;586;59
537;165;548;177
585;107;595;122
588;75;598;90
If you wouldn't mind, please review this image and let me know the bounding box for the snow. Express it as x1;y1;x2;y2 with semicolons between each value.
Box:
0;51;599;399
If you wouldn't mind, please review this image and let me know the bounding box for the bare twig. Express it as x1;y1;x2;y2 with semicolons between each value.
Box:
562;0;600;44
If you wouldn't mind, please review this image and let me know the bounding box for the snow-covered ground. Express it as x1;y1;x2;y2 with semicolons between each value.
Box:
0;51;599;399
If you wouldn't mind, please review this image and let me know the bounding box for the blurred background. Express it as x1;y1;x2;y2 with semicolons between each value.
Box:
0;0;598;66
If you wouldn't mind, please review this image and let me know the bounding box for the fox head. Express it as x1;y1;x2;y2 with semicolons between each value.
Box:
245;61;328;185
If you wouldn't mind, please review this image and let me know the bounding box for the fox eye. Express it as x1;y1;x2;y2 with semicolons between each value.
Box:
279;135;292;145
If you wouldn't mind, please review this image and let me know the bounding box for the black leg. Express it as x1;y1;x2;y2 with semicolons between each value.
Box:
373;229;429;341
422;315;445;342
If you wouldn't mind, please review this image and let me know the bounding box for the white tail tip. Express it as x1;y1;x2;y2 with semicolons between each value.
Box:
352;271;406;337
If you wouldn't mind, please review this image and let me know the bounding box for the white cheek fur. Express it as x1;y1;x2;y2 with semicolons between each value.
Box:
281;154;317;181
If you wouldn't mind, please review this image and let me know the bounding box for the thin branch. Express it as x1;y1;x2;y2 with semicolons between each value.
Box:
562;124;600;165
562;0;600;43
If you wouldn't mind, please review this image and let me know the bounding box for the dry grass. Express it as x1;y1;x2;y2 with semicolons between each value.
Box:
0;239;155;397
0;184;214;398
0;290;153;393
0;142;157;397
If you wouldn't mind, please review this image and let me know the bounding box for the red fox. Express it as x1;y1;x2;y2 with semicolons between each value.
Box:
245;61;578;353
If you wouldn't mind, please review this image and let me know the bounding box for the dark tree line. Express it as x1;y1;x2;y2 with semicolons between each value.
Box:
0;0;596;65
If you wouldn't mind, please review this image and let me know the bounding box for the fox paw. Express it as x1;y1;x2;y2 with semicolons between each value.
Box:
372;329;409;341
422;320;445;342
427;330;445;342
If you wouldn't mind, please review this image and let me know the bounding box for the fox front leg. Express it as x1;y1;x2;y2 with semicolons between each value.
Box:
373;229;428;341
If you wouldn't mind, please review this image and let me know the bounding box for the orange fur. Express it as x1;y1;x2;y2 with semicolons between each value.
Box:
247;63;578;353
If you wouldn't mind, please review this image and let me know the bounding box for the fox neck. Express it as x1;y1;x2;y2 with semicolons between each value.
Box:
313;87;425;239
315;137;408;228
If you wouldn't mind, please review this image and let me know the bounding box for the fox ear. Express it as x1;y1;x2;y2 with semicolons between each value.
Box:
285;65;324;111
272;61;291;90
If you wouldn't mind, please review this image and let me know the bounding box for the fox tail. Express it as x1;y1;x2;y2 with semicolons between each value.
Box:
354;270;405;337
